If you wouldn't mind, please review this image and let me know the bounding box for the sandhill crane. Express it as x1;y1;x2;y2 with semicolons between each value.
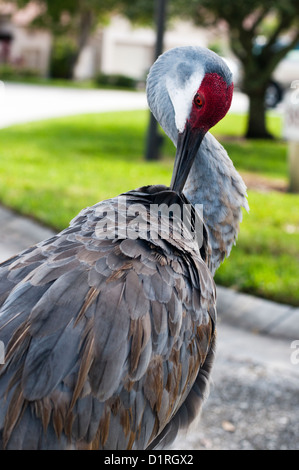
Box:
0;46;248;450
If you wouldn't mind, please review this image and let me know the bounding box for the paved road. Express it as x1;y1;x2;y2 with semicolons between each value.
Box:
0;82;249;129
172;322;299;450
0;83;148;128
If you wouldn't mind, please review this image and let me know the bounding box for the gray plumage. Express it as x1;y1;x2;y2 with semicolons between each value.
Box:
147;46;233;141
184;132;249;274
0;46;247;450
0;188;215;449
147;46;248;273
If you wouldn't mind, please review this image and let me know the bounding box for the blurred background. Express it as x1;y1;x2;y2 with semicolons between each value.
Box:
1;0;299;305
1;0;298;122
0;0;299;450
0;0;299;306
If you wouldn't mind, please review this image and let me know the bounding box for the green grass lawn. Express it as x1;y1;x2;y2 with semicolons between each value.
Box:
0;110;298;305
214;190;299;306
212;112;288;179
0;111;172;228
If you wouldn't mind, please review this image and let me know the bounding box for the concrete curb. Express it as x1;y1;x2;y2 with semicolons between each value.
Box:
0;205;54;262
216;285;299;341
0;205;297;341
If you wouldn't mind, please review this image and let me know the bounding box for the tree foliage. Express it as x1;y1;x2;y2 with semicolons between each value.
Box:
15;0;118;32
11;0;299;137
170;0;299;138
14;0;120;77
116;0;299;138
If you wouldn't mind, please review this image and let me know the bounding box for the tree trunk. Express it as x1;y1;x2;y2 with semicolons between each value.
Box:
71;9;93;78
245;86;273;139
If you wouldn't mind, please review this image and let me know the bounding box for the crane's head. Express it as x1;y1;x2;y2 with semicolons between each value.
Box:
146;46;233;192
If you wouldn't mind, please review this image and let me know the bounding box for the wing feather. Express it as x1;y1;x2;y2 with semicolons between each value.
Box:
0;186;216;450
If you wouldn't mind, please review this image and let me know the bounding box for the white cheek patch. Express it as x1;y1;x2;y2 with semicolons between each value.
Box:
166;68;204;133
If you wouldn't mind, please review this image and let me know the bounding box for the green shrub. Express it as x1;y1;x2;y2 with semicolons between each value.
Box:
95;73;137;89
50;37;77;79
0;64;38;80
0;64;15;79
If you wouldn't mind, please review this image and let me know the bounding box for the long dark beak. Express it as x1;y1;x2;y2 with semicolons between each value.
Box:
170;124;205;193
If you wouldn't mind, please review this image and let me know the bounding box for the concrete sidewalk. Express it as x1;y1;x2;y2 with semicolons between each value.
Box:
0;204;298;341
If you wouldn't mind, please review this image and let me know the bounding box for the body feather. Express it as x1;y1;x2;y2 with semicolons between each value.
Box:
0;186;216;449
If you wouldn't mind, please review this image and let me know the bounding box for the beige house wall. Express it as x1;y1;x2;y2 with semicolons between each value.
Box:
1;8;228;80
10;26;51;75
75;16;224;80
0;4;52;76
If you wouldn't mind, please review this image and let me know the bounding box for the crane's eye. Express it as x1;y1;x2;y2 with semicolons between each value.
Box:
194;93;204;108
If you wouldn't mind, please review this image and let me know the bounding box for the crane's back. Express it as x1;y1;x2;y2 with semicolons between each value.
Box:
0;185;216;450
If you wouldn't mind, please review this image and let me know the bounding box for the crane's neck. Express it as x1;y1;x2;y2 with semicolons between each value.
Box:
183;132;249;275
146;47;248;273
